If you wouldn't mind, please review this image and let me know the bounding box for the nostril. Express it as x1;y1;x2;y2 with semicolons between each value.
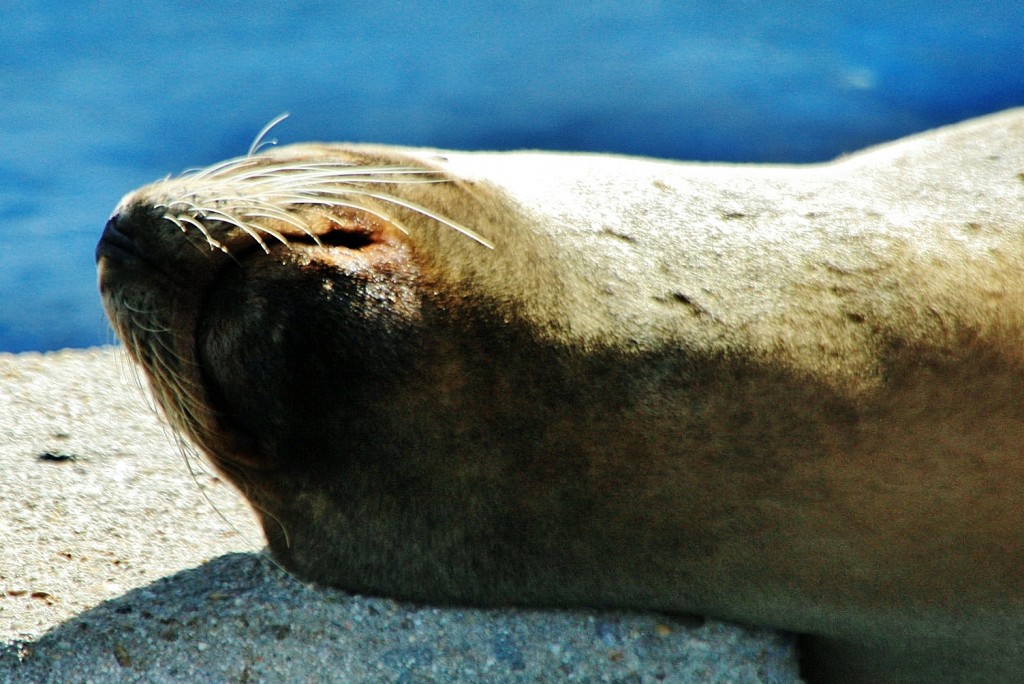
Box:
95;213;141;262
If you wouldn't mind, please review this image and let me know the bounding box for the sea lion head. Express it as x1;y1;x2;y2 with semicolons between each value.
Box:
98;151;451;465
95;146;598;604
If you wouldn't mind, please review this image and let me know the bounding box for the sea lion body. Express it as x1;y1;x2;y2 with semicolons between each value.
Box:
97;109;1024;682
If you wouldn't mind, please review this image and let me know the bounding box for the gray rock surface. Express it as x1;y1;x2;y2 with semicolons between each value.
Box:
0;347;801;682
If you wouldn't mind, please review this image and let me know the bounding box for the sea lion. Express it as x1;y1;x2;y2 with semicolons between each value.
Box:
96;108;1024;683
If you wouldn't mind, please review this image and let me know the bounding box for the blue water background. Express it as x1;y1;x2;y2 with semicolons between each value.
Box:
2;1;1022;352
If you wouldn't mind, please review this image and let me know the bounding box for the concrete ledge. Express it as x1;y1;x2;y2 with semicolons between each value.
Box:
0;347;800;682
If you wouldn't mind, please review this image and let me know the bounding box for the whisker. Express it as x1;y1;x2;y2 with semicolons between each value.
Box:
194;206;280;253
177;215;230;253
143;141;496;256
247;112;290;157
323;188;494;248
252;195;413;235
161;212;190;235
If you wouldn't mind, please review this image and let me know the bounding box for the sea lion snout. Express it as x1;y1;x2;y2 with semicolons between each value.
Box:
96;167;429;477
97;202;219;288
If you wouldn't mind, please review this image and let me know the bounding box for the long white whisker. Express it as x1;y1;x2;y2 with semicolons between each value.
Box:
186;156;262;182
240;206;318;239
201;164;434;185
196;206;284;252
319;188;494;248
162;213;190;235
177;215;229;253
146;139;495;250
259;196;413;235
248;112;290;157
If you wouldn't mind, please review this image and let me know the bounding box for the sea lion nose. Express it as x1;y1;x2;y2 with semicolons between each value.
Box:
95;210;139;263
97;192;250;277
96;198;232;296
95;198;177;267
95;202;178;297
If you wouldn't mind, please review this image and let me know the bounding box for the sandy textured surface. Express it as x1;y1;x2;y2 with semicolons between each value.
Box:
0;347;800;682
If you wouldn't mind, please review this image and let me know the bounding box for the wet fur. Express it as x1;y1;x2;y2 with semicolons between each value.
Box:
97;109;1024;683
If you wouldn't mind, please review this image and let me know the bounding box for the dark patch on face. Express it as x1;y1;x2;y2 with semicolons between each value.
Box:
195;242;426;474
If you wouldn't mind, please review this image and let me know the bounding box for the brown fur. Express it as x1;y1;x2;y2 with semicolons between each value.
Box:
97;108;1024;682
